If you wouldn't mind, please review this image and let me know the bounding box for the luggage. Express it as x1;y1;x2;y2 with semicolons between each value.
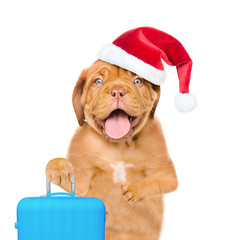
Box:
15;178;106;240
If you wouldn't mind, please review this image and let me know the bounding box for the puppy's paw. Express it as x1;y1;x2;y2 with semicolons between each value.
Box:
121;184;142;205
46;158;75;185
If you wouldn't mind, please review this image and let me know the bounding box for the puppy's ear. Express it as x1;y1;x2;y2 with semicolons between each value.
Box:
150;85;161;118
72;69;87;126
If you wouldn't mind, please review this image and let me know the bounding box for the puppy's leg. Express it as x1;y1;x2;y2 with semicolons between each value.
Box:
46;158;93;195
46;158;75;186
105;228;150;240
72;168;94;196
55;169;93;196
121;161;178;204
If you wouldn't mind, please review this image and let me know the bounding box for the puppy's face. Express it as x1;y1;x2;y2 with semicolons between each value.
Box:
73;60;160;142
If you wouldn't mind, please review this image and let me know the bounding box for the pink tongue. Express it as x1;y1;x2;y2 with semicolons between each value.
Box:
104;110;131;139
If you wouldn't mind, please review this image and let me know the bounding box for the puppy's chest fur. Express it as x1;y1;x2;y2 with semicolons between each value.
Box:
110;162;134;183
68;121;165;187
90;145;147;185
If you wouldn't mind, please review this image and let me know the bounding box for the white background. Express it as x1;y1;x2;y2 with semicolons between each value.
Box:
0;0;234;239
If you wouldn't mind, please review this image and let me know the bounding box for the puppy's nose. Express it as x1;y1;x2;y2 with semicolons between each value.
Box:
111;88;126;98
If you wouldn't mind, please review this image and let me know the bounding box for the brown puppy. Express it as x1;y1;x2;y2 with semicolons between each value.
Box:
46;60;178;240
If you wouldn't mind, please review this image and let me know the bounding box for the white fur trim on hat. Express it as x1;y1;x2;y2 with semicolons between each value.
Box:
175;93;197;113
97;43;166;85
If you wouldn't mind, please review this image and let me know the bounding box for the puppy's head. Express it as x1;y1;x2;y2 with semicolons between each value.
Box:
73;60;160;142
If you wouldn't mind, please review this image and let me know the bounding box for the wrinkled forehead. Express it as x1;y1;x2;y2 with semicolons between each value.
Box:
86;60;135;81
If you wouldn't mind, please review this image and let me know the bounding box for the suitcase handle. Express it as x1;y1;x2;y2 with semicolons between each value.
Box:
47;192;78;197
46;176;75;196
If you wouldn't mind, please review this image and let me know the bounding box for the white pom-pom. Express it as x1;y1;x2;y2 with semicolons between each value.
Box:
175;93;197;113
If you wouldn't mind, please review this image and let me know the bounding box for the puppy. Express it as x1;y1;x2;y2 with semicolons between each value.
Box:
46;60;178;240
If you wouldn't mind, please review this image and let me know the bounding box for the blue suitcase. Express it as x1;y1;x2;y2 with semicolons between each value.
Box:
15;178;106;240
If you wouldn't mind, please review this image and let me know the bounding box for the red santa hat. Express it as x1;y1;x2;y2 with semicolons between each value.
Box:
97;27;197;113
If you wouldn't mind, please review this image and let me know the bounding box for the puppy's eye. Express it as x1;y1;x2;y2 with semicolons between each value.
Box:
94;78;103;85
133;78;142;85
